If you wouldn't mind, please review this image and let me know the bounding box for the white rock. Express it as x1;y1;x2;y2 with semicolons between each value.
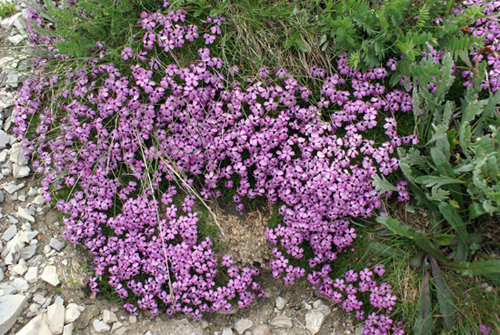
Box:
222;328;233;335
11;278;29;293
2;181;24;194
275;296;286;310
10;144;28;165
33;294;46;305
93;320;111;333
270;314;293;328
234;319;253;335
1;224;16;241
29;303;40;313
27;187;37;197
2;117;12;132
24;266;38;283
40;265;59;286
13;259;28;276
20;231;38;243
7;13;23;31
17;207;35;223
15;313;53;335
54;296;64;306
13;164;30;178
111;321;123;332
64;306;81;324
129;315;136;324
0;294;27;335
0;131;9;149
34;195;44;205
114;328;127;335
62;323;74;335
305;307;330;335
8;34;24;45
1;17;10;30
0;150;9;163
12;14;27;33
102;309;118;324
47;304;65;334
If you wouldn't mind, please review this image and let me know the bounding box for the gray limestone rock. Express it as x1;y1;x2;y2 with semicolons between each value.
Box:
10;143;28;165
11;277;29;293
12;164;30;178
234;319;253;335
20;244;37;259
1;225;16;241
15;313;53;335
270;314;293;329
47;304;65;334
0;131;9;149
49;238;65;252
93;320;111;333
275;296;286;310
102;309;118;324
0;294;27;335
40;265;60;286
17;206;35;223
24;266;38;283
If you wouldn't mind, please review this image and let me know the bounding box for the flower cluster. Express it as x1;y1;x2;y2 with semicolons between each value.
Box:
308;264;404;334
16;0;418;329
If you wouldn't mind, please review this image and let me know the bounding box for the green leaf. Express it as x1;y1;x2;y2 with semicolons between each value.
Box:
413;271;434;335
372;174;398;193
375;216;417;239
469;203;487;220
431;147;463;205
432;234;456;246
438;202;470;254
414;175;464;188
430;257;455;330
367;242;404;258
441;260;500;279
425;186;450;202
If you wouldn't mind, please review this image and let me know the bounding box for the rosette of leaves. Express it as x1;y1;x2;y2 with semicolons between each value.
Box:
316;0;486;85
372;52;500;334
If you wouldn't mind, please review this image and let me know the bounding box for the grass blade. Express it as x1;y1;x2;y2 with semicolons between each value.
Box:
367;241;404;258
430;257;455;330
413;271;434;335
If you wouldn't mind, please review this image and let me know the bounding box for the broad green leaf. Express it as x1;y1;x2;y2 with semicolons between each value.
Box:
415;175;464;188
430;257;455;330
376;216;417;239
367;242;404;258
438;202;470;255
453;163;474;174
455;240;468;262
469;203;487;220
413;271;434;335
432;234;456;246
425;186;450;202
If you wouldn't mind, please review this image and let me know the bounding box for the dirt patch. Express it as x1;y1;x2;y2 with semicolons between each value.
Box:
212;200;273;269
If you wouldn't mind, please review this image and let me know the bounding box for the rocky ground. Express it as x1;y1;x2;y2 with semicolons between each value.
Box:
0;2;360;335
